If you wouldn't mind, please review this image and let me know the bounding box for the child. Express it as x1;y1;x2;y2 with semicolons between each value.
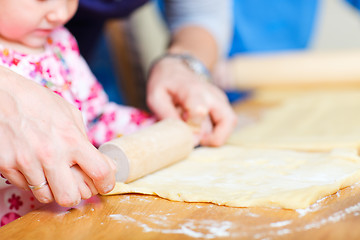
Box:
0;0;155;226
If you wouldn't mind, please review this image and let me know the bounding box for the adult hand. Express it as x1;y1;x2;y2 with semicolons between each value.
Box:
147;57;237;146
0;68;116;207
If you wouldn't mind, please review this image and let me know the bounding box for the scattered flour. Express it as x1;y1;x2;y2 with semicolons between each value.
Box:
246;212;260;218
56;210;71;216
107;187;360;239
74;214;89;220
109;214;137;223
269;220;292;228
295;194;332;217
109;213;232;239
277;228;291;235
300;201;360;231
253;198;360;239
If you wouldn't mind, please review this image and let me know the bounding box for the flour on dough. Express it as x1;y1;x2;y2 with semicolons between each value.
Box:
227;91;360;151
107;146;360;209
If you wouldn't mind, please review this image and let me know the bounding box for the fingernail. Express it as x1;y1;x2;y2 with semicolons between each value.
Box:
187;115;204;127
193;134;201;147
83;193;91;200
103;184;115;194
104;155;117;171
194;106;207;116
39;197;51;203
188;123;201;134
110;158;117;171
74;199;81;206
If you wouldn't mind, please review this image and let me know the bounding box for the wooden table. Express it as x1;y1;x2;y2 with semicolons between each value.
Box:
2;89;360;239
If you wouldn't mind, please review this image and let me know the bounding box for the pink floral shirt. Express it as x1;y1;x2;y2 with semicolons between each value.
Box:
0;27;156;226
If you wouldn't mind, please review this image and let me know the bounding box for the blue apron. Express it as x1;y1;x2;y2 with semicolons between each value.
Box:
229;0;360;57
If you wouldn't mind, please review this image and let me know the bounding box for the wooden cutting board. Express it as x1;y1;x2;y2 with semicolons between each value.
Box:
2;89;360;239
1;184;360;240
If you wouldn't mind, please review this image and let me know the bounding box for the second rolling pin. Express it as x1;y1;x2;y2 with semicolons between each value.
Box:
98;118;194;183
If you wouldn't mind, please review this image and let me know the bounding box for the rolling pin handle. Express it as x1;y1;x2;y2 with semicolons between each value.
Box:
99;143;130;182
98;119;194;183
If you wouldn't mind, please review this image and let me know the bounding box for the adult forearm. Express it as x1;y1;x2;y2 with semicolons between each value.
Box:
164;0;232;70
167;26;218;70
0;66;25;93
147;0;236;147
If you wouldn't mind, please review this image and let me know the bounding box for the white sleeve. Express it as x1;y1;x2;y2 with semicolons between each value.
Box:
163;0;233;56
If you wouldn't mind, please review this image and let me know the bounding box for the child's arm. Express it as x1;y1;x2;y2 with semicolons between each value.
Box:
0;66;116;207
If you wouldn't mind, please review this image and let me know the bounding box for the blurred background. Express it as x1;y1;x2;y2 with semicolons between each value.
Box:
88;0;360;109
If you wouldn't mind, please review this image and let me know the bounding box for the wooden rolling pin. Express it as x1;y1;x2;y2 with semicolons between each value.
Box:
229;50;360;89
98;119;194;183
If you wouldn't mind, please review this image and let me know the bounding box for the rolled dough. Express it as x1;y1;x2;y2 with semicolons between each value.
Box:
227;91;360;151
107;146;360;209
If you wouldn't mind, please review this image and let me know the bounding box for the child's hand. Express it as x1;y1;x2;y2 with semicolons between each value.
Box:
0;70;116;207
147;57;238;146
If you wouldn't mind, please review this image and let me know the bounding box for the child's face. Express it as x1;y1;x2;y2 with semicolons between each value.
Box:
0;0;79;49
